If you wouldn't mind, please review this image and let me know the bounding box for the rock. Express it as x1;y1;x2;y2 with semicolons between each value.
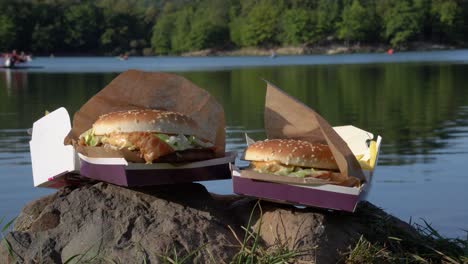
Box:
14;193;59;232
0;182;420;264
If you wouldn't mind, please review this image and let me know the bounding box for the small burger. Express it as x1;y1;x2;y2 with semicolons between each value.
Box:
78;109;215;163
244;139;352;182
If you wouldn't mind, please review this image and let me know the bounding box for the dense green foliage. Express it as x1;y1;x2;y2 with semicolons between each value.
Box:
381;0;423;47
0;0;467;55
0;14;15;51
338;0;376;43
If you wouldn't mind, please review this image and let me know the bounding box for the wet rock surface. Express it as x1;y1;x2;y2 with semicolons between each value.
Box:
1;182;416;263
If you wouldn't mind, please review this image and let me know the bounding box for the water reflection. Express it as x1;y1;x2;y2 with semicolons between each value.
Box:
0;129;30;165
1;70;29;96
1;64;468;163
0;72;116;129
182;64;468;167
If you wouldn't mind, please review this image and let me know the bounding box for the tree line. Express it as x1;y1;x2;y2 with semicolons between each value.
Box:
0;0;466;56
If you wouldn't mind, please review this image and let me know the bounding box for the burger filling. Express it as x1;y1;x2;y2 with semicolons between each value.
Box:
250;160;316;178
250;160;360;187
79;129;213;163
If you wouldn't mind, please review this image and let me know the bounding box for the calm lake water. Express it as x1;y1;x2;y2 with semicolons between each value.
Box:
1;50;468;238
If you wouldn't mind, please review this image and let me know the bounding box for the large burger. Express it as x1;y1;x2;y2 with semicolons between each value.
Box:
244;139;359;186
78;109;215;163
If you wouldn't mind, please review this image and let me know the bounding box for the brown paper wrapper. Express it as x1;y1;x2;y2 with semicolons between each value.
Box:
65;70;225;158
263;81;365;181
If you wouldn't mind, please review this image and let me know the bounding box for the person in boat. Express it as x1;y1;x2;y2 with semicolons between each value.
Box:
3;50;30;67
13;50;26;62
10;50;27;63
20;51;28;61
118;53;129;60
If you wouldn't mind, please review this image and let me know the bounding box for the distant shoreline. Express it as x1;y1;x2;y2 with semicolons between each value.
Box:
25;42;465;57
181;42;461;57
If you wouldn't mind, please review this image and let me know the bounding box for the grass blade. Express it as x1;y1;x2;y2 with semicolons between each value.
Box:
2;238;14;258
63;254;82;264
411;254;428;263
1;217;15;233
250;202;263;262
227;225;243;246
173;247;178;263
180;243;208;263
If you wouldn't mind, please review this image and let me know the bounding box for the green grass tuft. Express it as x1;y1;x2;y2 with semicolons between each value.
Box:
342;212;468;263
0;216;17;261
411;219;468;263
158;243;210;264
345;236;395;264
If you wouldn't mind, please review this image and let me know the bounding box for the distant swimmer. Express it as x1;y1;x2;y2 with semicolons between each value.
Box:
270;50;277;59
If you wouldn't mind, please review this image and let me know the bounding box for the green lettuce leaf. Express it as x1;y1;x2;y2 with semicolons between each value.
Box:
288;168;314;178
79;129;101;147
154;133;212;150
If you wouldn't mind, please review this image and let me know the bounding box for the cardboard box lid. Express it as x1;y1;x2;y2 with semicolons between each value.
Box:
30;107;77;187
333;126;374;156
264;82;365;181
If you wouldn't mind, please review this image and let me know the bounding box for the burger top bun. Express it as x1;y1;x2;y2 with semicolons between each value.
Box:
93;109;198;137
244;139;339;170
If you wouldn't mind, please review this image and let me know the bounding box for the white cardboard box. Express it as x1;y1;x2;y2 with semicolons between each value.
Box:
232;125;382;212
30;107;236;188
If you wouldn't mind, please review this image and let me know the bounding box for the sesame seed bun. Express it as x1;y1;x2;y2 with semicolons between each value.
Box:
244;139;338;170
93;109;200;138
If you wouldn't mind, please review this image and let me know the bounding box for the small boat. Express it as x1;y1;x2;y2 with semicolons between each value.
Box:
117;54;129;61
2;52;31;68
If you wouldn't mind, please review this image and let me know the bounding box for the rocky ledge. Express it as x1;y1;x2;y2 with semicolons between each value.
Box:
0;183;463;263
